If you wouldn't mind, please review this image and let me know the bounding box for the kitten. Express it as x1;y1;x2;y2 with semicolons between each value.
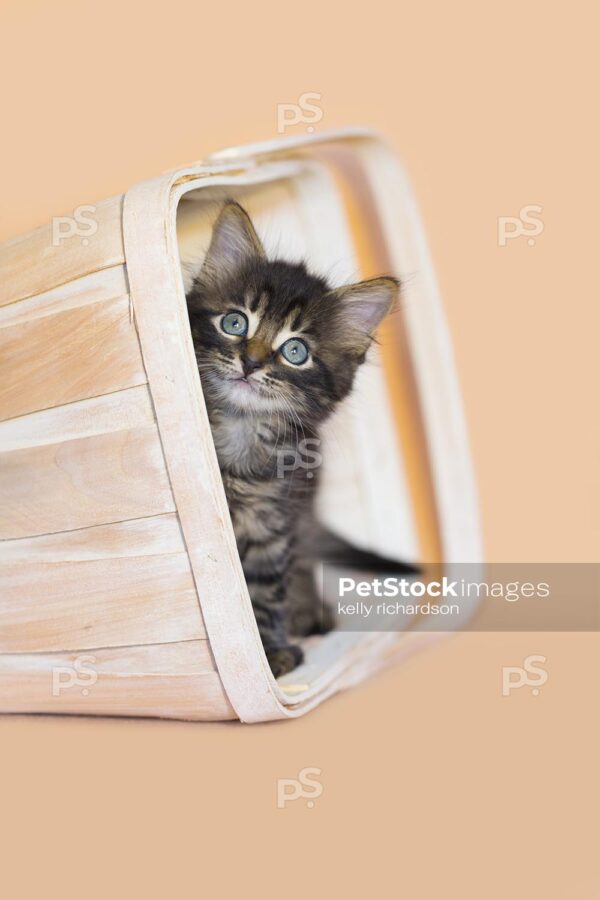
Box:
186;202;398;676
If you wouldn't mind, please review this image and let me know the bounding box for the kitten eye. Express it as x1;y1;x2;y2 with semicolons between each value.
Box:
220;311;248;336
280;338;309;366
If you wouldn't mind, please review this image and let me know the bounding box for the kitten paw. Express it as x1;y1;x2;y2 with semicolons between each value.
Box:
266;644;304;677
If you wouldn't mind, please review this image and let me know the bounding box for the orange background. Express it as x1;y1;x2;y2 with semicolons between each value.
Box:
1;2;597;898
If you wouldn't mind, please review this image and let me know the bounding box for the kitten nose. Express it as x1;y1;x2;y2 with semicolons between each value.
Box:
242;355;262;377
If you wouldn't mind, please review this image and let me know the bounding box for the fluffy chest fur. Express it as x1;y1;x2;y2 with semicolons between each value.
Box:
208;408;297;477
207;403;317;548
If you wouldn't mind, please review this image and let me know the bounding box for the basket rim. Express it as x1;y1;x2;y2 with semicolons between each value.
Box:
122;129;483;721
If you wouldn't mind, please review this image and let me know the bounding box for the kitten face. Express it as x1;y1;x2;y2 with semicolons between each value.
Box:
187;202;398;423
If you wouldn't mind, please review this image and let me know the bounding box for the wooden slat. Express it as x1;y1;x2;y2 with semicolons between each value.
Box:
0;513;185;562
0;424;176;539
0;385;155;452
0;294;147;422
0;640;214;674
0;553;204;652
0;195;125;308
0;642;234;719
0;265;128;330
0;676;234;720
124;169;285;723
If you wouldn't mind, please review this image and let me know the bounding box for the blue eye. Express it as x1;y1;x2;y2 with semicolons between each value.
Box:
221;311;248;336
280;338;309;365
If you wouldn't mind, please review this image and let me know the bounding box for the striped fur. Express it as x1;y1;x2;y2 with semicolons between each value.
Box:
187;202;397;676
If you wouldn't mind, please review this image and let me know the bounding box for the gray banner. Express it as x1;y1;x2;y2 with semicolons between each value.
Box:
319;563;600;632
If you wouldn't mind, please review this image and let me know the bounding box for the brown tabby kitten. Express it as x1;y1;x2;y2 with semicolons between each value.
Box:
186;202;398;676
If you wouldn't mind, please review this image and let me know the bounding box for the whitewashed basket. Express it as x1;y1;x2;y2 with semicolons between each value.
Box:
0;129;482;721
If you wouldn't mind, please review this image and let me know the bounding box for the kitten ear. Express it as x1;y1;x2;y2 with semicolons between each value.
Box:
334;277;398;345
201;201;265;279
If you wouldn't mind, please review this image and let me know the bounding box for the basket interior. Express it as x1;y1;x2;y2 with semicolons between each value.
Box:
174;150;433;698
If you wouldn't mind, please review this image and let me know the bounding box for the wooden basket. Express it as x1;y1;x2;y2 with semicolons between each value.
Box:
0;129;482;721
